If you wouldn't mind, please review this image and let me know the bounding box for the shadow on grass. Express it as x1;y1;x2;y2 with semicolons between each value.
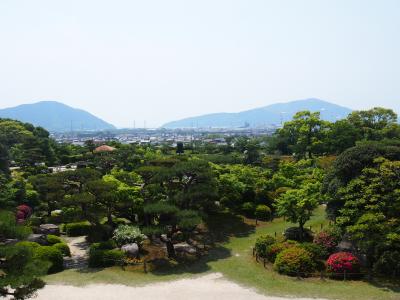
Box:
204;211;256;243
367;277;400;294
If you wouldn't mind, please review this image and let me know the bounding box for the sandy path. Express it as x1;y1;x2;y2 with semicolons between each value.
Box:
36;273;325;300
63;236;89;269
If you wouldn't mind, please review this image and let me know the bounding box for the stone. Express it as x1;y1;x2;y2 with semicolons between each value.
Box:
121;243;139;258
27;234;48;245
39;224;60;236
173;242;197;255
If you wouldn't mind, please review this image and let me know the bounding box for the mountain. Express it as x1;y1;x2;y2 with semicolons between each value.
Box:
0;101;116;132
162;98;352;128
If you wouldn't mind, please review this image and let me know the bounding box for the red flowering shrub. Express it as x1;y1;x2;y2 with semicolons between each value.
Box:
327;252;360;275
313;230;339;254
16;205;32;220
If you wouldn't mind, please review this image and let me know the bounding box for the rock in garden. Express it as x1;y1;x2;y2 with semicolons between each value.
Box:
27;234;48;245
39;224;60;235
173;242;197;255
121;243;139;258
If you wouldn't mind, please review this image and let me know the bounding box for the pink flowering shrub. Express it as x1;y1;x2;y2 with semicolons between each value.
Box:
313;230;339;254
327;252;360;274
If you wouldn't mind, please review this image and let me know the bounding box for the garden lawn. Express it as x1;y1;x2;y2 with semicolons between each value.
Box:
45;206;400;300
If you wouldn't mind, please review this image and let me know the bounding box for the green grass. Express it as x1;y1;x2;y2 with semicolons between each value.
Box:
45;206;400;299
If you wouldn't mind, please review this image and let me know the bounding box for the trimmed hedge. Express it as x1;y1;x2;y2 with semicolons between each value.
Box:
34;246;64;273
300;242;327;260
255;235;276;258
88;240;124;268
284;227;313;242
65;221;91;236
15;241;40;250
53;243;71;257
47;234;63;245
274;247;316;277
254;205;271;221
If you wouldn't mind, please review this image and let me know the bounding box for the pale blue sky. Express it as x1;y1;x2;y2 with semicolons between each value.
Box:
0;0;399;127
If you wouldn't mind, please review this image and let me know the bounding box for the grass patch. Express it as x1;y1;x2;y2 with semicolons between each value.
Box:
45;206;400;299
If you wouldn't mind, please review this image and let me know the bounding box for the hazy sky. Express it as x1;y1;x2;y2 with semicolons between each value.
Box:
0;0;399;128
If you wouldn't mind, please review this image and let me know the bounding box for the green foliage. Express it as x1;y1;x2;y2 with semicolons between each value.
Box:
176;210;202;229
88;241;124;268
373;251;400;277
112;225;146;247
266;240;299;262
299;242;326;260
143;202;179;215
15;241;41;250
33;246;64;273
254;235;276;258
241;202;255;217
46;234;62;245
52;243;71;257
0;211;32;239
274;246;316;277
65;221;91;236
255;204;271;221
284;227;313;242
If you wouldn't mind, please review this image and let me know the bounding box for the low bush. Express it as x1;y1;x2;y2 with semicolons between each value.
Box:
53;243;71;257
46;234;63;245
113;225;146;247
255;205;271;221
266;240;298;262
89;241;124;268
327;252;360;278
284;227;313;242
255;235;276;258
87;224;113;243
274;246;316;277
300;242;327;260
34;246;64;273
65;221;91;236
313;228;341;254
15;241;40;250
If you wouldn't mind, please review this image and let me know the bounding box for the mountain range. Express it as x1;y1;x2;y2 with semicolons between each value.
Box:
162;98;352;128
0;101;115;132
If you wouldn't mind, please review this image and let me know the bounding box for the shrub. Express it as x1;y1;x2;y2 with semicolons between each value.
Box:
87;224;113;243
274;246;316;277
89;241;124;268
46;234;63;245
284;227;313;242
112;225;146;247
327;252;360;277
313;229;340;254
300;242;327;260
65;221;91;236
241;202;255;217
266;240;298;262
34;246;64;273
255;235;276;258
16;241;40;250
255;205;271;221
53;243;71;257
16;204;32;220
373;251;400;277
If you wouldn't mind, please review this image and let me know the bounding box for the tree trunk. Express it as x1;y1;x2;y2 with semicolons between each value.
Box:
166;240;175;258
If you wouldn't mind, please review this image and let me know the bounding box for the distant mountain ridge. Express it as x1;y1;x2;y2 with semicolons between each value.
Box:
0;101;115;132
162;98;352;128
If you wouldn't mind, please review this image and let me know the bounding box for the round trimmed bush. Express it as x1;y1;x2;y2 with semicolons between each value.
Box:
254;205;271;221
274;247;316;277
255;235;276;258
266;240;298;262
34;246;64;273
16;241;40;250
284;227;313;242
300;242;327;260
65;221;91;236
53;243;71;257
88;240;124;268
327;252;360;277
47;234;63;245
241;202;255;217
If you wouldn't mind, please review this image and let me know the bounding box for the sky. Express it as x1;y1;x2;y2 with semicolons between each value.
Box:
0;0;399;128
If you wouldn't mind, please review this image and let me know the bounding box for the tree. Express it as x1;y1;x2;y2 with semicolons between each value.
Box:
176;142;184;155
276;111;329;158
275;181;320;237
336;158;400;267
